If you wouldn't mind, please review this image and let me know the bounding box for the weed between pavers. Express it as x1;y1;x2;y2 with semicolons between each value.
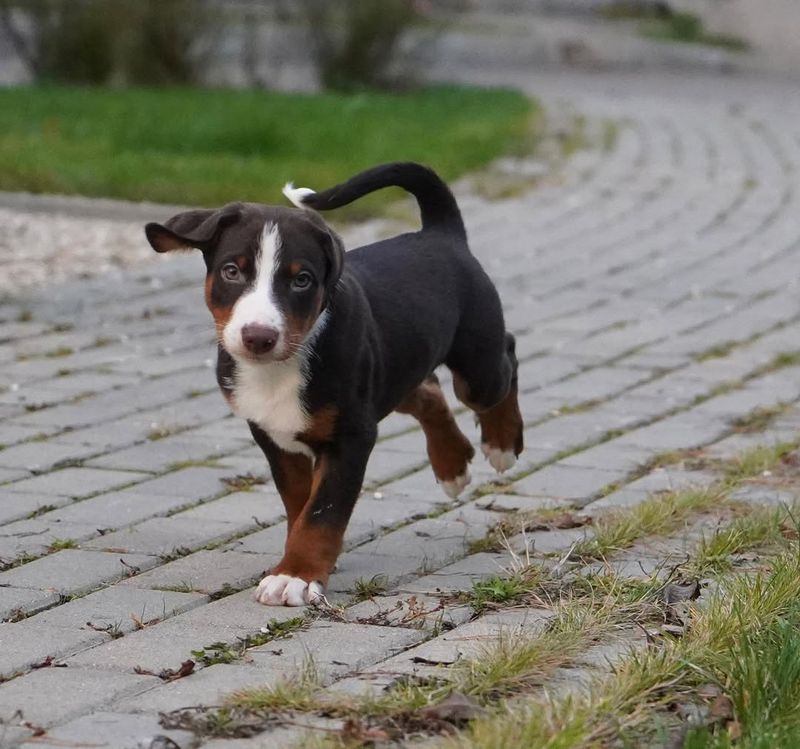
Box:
353;575;389;601
164;593;648;743
220;472;267;491
190;616;307;667
46;538;78;553
731;403;790;433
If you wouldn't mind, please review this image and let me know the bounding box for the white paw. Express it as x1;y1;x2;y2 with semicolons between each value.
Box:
441;470;471;499
254;574;325;606
482;444;517;473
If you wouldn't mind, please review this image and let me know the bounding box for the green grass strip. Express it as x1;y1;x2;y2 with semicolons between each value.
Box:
0;85;535;213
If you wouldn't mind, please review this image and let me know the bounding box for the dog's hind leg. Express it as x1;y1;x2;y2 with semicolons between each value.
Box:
450;331;524;475
396;375;475;498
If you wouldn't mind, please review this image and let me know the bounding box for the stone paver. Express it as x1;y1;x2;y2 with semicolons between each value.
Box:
2;66;800;745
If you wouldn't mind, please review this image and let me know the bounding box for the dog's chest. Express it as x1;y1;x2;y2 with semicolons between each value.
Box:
230;361;312;457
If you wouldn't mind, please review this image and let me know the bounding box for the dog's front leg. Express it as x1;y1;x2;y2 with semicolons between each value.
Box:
254;428;376;606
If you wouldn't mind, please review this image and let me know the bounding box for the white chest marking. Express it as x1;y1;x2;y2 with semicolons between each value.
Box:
232;359;312;457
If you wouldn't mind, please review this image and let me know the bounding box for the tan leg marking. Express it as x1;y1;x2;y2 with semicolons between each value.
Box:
397;378;475;497
453;373;524;474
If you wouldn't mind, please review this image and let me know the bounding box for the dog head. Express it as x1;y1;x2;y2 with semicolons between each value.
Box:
145;203;344;362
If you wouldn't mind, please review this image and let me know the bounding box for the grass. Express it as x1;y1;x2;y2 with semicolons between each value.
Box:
686;505;794;577
695;341;738;362
573;485;723;560
732;403;790;433
226;659;321;713
443;545;800;748
47;538;78;552
573;441;800;561
0;85;535;218
352;574;389;601
191;616;306;667
719;441;797;483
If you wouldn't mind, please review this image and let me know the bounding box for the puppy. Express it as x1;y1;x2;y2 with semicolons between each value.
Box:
145;162;523;606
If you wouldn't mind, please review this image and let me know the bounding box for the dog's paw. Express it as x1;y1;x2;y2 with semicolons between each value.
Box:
254;574;325;606
482;444;517;473
441;469;471;499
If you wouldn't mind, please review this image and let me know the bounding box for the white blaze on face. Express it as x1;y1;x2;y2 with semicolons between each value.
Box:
223;223;286;360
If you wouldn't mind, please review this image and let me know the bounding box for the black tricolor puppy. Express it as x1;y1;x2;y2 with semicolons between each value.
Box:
145;163;523;606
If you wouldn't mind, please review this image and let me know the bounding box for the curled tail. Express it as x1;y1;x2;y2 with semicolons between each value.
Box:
283;162;466;239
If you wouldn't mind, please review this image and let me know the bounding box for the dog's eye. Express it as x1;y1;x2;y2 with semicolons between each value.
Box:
291;271;314;291
220;263;243;283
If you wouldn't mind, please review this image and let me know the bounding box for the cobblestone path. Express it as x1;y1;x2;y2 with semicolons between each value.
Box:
0;71;799;747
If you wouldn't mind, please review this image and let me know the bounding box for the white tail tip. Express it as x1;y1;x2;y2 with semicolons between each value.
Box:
282;182;316;209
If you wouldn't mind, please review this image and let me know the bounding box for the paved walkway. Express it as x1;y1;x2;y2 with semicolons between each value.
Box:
1;70;799;747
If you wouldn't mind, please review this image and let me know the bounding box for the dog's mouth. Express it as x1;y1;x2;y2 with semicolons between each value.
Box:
226;343;294;365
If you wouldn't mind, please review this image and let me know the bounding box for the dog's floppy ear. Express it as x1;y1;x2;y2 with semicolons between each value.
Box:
145;204;242;254
320;227;345;292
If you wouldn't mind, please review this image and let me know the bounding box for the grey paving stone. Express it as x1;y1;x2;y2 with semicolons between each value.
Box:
354;609;553;684
0;587;60;622
67;587;306;675
363;449;429;487
64;621;240;674
25;711;196;749
351;517;480;570
0;440;104;473
223;522;287;555
45;489;197;528
119;663;291;714
538;366;652;404
199;728;305;749
0;492;73;525
518;526;594;555
27;585;207;633
0;667;157;727
0;518;100;558
0;622;109;679
398;552;512;595
3;467;147;499
344;593;473;631
614;416;728;453
326;550;421;595
247;621;425;682
473;494;566;514
81;516;242;556
0;550;157;595
729;485;799;507
512;464;624;501
344;493;449;549
84;435;236;473
175;489;284;527
0;467;29;485
162;588;304;635
559;440;654;473
120;550;278;595
127;466;235;501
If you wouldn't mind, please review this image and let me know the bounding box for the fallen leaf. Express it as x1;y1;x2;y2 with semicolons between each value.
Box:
417;693;487;724
30;655;66;669
708;693;734;722
662;580;701;604
340;718;389;744
697;683;724;700
411;655;458;666
134;659;195;682
529;512;591;531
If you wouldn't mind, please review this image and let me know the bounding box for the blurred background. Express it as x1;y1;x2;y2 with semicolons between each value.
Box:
0;0;797;290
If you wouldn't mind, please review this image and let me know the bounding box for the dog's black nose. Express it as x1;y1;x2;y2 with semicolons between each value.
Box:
241;324;279;355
